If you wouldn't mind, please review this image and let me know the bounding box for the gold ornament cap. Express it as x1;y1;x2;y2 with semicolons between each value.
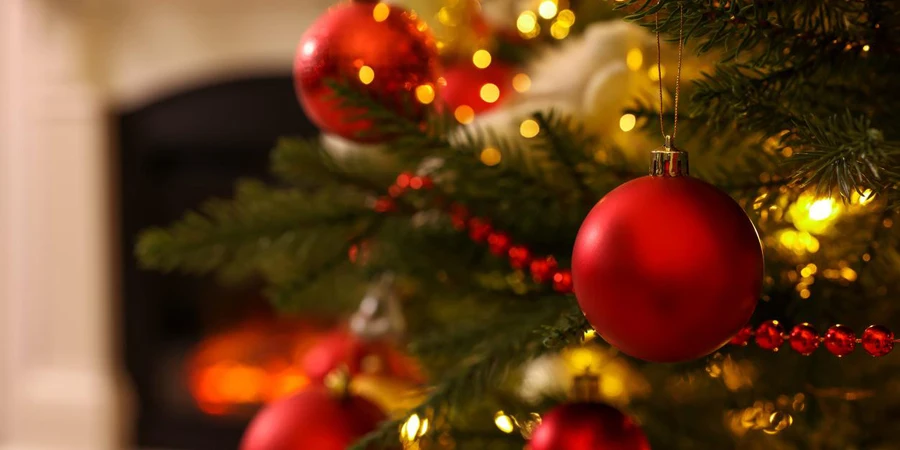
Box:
650;135;690;177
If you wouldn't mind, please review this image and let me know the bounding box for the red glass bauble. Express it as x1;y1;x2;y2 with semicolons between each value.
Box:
241;385;389;450
302;330;423;384
488;231;512;256
508;245;532;269
530;256;558;284
729;325;754;346
294;2;439;142
529;402;650;450
571;175;763;362
755;320;785;351
788;323;819;355
861;325;894;357
440;62;517;115
824;325;856;357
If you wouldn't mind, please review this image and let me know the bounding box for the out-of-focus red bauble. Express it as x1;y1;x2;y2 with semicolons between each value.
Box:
861;325;894;357
303;330;423;384
824;325;856;357
240;385;388;450
572;175;763;362
755;320;785;351
529;402;650;450
729;325;754;346
294;2;439;142
789;323;819;355
439;62;517;115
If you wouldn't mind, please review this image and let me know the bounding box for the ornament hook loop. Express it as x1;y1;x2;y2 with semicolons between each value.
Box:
650;143;689;177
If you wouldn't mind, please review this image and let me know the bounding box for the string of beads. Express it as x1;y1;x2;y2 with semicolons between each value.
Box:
730;321;895;357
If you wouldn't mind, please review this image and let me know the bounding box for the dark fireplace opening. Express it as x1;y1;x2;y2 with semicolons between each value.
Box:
118;76;320;450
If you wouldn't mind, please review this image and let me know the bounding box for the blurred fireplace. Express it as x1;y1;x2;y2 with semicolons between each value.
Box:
118;76;320;450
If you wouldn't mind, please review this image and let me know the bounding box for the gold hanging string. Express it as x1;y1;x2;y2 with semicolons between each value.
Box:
655;3;685;149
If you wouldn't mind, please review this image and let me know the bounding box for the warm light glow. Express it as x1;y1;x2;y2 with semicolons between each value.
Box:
403;414;422;441
358;65;375;85
619;114;636;132
538;0;558;19
649;64;666;81
583;329;597;342
777;229;820;254
494;411;516;434
454;105;475;124
863;44;871;52
517;11;538;33
415;84;435;104
841;267;858;281
557;9;575;26
601;375;625;398
437;7;456;26
480;83;501;103
373;3;391;22
808;198;835;221
550;21;570;39
480;147;502;166
520;119;540;138
854;189;875;205
513;73;532;93
626;48;643;71
473;49;492;69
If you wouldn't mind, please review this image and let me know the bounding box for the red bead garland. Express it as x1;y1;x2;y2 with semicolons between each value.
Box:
552;270;573;294
487;231;512;256
755;320;785;351
468;218;493;242
824;325;856;357
530;256;559;284
789;323;819;356
508;245;532;269
730;325;754;346
861;325;894;357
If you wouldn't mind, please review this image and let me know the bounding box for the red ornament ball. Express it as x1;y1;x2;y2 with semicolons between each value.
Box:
572;175;764;362
755;320;785;351
729;325;754;346
789;323;819;355
294;2;439;142
440;62;517;116
824;325;856;357
861;325;894;357
241;385;388;450
529;402;650;450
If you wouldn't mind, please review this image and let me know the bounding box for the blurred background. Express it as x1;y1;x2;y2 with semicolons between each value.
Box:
0;0;332;449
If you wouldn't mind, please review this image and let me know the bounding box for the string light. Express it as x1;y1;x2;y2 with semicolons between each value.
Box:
790;194;840;235
517;11;538;34
358;66;375;85
550;22;570;39
480;83;500;103
863;44;871;52
626;48;643;71
854;189;875;205
648;64;665;81
619;114;637;132
512;73;532;93
473;49;492;69
520;119;540;138
480;147;502;166
557;9;575;26
494;411;515;434
373;3;390;22
538;0;558;19
454;105;475;124
401;414;428;441
415;84;435;104
807;198;835;220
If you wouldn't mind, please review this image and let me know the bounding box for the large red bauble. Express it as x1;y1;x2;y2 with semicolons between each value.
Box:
294;2;439;142
303;330;424;384
529;402;650;450
240;385;388;450
439;62;517;115
572;175;763;362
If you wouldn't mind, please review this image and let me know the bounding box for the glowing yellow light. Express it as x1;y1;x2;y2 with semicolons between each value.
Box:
538;1;558;19
584;329;597;342
841;267;858;281
649;64;666;81
454;105;475;124
403;414;422;441
808;198;835;221
863;253;872;262
550;22;570;39
494;411;515;434
373;3;390;22
437;7;457;26
415;84;435;104
565;347;601;370
358;65;375;85
619;114;637;132
601;376;625;398
517;11;537;33
777;229;820;254
520;119;540;138
480;147;502;166
480;83;500;103
854;189;875;205
799;288;811;299
863;44;871;52
557;9;575;26
512;73;532;93
626;48;643;71
473;49;492;69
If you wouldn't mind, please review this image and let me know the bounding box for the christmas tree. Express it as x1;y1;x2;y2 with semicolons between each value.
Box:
137;0;900;448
